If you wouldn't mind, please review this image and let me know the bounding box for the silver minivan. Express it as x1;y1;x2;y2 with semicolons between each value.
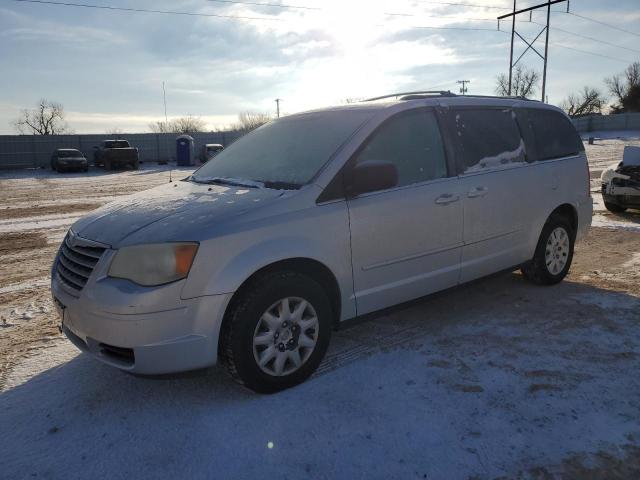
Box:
51;92;592;392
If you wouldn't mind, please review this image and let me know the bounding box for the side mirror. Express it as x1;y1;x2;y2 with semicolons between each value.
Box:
347;160;398;197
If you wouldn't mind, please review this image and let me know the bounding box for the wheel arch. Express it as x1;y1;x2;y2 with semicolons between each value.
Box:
219;257;343;348
549;203;578;236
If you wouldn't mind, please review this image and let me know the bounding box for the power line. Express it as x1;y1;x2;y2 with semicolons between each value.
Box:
551;42;635;64
9;0;283;21
526;20;640;55
380;23;500;32
566;11;640;39
205;0;321;11
414;1;511;10
500;29;635;65
384;12;497;22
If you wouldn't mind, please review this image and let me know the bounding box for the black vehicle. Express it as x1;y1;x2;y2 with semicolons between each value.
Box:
93;140;139;170
51;149;88;172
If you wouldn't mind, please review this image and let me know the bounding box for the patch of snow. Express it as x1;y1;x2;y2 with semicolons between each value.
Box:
0;214;82;233
592;214;640;232
0;278;50;295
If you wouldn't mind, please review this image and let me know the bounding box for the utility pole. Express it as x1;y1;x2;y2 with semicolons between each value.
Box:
498;0;568;102
162;81;168;127
457;80;470;95
275;98;282;118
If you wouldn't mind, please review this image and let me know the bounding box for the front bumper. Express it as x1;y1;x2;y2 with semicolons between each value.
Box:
52;258;232;375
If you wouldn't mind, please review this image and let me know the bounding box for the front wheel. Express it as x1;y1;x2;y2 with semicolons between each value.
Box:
220;271;332;393
521;214;575;285
604;201;626;213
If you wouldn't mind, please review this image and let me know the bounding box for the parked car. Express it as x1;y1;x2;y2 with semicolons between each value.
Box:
200;143;224;163
601;145;640;212
50;149;88;172
51;92;592;393
93;139;139;170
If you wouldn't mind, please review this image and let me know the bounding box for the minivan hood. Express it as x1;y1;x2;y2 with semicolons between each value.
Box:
71;180;285;246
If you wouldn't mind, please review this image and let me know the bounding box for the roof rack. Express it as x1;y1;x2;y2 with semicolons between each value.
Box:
460;94;538;102
362;91;540;103
362;91;456;102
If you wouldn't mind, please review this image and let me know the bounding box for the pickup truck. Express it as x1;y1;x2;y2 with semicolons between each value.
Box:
93;140;139;170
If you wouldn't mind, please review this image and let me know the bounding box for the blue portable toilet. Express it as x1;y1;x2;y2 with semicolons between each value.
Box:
176;135;195;166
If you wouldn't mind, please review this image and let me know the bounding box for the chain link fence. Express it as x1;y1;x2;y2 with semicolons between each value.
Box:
0;131;245;169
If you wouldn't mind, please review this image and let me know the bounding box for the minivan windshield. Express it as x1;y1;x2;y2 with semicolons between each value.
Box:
191;110;374;188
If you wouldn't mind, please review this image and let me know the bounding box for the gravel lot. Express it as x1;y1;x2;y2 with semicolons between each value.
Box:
1;135;639;479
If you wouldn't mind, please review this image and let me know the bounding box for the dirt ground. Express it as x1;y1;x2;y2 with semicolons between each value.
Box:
1;138;640;479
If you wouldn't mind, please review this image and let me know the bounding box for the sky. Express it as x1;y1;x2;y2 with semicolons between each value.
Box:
0;0;638;133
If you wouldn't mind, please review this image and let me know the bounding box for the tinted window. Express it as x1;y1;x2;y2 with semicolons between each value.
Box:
58;150;83;158
353;109;447;188
519;108;583;161
105;141;130;148
450;108;526;174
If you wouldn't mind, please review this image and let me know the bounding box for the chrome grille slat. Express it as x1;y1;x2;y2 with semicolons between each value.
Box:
64;236;104;259
60;243;97;269
56;232;106;292
58;254;91;279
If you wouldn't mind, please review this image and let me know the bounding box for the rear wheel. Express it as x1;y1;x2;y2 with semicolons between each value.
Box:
521;214;574;285
104;158;112;171
604;201;626;213
220;271;332;393
132;159;139;170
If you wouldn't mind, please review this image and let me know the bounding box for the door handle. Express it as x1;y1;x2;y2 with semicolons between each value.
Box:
467;186;488;198
435;193;460;205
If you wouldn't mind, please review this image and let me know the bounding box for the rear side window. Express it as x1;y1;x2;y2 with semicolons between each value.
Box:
449;108;525;174
518;108;583;161
353;109;447;188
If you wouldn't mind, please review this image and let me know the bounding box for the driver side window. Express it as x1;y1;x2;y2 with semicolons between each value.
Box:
354;109;448;188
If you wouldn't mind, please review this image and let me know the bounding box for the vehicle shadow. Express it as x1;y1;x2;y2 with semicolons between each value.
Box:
1;273;639;478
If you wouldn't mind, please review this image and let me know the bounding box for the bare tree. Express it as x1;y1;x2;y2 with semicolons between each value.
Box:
231;112;272;132
605;62;640;113
560;87;606;117
106;127;125;136
148;115;206;134
171;115;206;134
495;65;540;98
13;99;70;135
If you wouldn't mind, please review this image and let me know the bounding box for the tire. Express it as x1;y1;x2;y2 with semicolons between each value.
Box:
521;214;575;285
83;167;89;173
132;159;139;170
220;271;333;393
104;158;112;171
604;201;626;213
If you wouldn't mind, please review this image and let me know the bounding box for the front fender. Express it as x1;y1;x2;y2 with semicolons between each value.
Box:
180;201;356;321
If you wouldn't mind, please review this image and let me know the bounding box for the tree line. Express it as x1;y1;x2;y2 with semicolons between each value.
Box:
495;61;640;117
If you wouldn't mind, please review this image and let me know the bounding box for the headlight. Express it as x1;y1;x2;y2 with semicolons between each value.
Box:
108;243;198;286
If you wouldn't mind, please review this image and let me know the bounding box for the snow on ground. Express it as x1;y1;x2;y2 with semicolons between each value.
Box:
1;143;640;479
2;274;640;479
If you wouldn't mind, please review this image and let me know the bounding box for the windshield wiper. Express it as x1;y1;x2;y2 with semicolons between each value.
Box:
191;176;263;189
261;180;301;190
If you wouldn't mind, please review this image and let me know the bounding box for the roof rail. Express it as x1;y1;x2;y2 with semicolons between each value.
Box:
458;94;539;102
362;90;456;102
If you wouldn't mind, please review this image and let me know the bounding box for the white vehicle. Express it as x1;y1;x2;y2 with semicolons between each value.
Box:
601;145;640;212
51;92;592;392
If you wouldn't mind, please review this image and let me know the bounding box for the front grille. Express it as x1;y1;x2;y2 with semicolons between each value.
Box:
56;233;106;292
